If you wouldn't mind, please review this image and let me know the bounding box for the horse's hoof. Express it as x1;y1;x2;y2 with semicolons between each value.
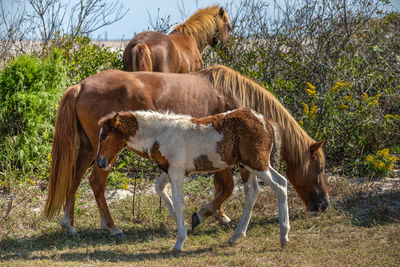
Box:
112;232;126;240
172;248;182;254
191;212;200;230
228;239;236;246
281;241;289;249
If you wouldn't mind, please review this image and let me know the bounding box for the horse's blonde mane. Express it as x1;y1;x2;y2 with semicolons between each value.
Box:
173;5;228;50
200;65;325;174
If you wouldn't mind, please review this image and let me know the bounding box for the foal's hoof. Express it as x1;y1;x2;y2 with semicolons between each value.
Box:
191;212;200;230
281;241;289;249
228;239;237;247
111;232;126;240
172;248;182;254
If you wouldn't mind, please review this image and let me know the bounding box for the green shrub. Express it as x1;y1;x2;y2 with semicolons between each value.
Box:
0;50;67;184
50;35;123;84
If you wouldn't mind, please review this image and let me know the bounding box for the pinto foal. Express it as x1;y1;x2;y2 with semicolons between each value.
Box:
96;107;290;252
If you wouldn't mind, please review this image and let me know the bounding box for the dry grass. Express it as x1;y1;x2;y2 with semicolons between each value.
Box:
1;173;399;266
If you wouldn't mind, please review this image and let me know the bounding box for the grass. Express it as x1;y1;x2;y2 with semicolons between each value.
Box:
0;173;399;266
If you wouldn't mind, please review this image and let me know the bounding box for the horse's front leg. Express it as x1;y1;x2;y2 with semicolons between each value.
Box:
168;167;186;253
258;166;290;247
192;168;233;229
89;165;124;238
155;172;176;222
229;168;260;244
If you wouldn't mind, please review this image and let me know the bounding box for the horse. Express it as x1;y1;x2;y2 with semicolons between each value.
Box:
96;108;290;252
122;5;231;72
44;65;329;238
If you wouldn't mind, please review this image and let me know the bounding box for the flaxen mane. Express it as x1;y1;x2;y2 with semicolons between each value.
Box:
200;65;325;174
174;5;228;50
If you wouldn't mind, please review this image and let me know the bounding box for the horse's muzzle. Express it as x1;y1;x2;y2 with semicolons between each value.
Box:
96;156;108;169
308;195;329;212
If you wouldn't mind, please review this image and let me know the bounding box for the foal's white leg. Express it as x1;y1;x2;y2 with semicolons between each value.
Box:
168;167;187;252
256;166;290;245
229;173;260;244
61;212;77;236
155;172;176;222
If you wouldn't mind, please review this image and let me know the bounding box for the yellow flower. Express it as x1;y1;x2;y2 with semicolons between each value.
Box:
302;102;309;115
365;155;374;163
339;104;349;109
54;103;58;109
368;99;378;107
299;120;304;126
361;92;369;99
377;148;389;157
305;82;316;98
344;94;353;101
385;164;393;171
124;184;129;190
331;81;351;92
47;153;51;160
27;179;36;185
389;155;399;163
309;101;317;118
374;160;384;169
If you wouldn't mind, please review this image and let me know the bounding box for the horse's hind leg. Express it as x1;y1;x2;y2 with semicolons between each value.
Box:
192;168;233;229
89;164;123;237
257;166;290;245
155;172;176;222
229;168;260;244
61;132;94;236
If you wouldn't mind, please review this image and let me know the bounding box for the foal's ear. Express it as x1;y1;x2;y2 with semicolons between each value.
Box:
219;7;225;17
310;140;325;159
109;112;120;127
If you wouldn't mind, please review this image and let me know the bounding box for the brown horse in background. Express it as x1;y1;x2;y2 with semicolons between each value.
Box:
45;65;329;238
123;5;231;72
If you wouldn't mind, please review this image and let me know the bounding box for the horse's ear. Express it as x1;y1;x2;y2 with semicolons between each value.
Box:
219;7;225;17
109;112;120;128
310;140;325;159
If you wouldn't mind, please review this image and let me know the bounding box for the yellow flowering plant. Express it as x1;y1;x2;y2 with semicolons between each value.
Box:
365;148;399;177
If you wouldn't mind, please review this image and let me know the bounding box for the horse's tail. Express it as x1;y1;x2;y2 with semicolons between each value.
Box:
132;43;153;71
44;84;81;219
269;121;282;170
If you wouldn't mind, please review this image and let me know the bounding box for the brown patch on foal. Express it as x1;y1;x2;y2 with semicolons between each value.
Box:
193;154;216;172
191;108;275;171
150;141;170;173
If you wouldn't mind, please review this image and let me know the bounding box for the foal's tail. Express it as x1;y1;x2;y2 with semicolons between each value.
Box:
44;84;81;219
132;43;153;72
269;121;282;170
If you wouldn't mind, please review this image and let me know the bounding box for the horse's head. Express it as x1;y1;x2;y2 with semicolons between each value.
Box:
211;7;232;51
96;111;138;170
286;140;330;212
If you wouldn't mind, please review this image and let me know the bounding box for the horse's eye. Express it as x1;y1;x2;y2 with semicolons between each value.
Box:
100;134;106;141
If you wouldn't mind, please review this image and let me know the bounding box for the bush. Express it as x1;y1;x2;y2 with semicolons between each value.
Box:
0;50;67;186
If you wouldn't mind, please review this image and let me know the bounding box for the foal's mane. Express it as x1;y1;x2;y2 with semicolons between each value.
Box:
200;65;325;174
173;5;228;50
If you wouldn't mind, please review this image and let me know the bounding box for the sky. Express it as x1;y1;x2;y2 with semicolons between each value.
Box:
3;0;400;40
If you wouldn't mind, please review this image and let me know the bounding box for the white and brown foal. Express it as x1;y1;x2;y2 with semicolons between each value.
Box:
96;107;290;252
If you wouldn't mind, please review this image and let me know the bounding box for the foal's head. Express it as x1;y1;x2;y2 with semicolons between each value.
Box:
96;111;138;170
286;140;330;212
211;7;232;50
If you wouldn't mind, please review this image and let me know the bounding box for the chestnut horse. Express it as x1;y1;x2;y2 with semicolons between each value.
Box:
96;108;289;252
123;5;231;72
45;65;329;237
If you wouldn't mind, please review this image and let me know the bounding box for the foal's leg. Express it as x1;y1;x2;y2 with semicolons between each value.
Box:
89;164;124;237
229;169;260;244
61;134;94;236
155;172;176;222
192;168;233;229
168;167;186;252
257;166;290;245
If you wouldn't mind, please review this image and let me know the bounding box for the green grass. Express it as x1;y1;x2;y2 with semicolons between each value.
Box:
0;174;399;266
